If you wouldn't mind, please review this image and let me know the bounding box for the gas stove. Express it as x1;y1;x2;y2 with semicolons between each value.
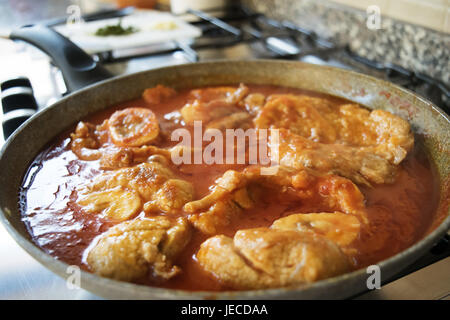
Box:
0;4;448;300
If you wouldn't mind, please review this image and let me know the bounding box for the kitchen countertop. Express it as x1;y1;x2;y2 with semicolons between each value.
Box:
0;223;101;299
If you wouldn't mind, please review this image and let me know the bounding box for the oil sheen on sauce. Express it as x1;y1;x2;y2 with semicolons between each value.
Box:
19;85;439;292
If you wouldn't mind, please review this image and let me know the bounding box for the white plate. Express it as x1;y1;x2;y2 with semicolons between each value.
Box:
54;10;202;53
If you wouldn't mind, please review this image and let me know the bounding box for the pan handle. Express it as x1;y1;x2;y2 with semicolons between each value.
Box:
10;24;113;93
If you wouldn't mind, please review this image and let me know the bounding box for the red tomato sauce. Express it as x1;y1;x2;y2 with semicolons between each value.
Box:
19;85;440;291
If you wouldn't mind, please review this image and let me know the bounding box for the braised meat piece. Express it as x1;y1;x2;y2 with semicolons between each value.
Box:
184;165;366;234
142;85;176;105
205;112;252;131
180;84;252;129
255;94;337;143
98;146;172;170
70;121;104;160
77;157;194;219
272;212;362;257
184;170;252;235
190;83;249;104
255;94;414;164
87;217;191;281
242;93;266;115
274;129;397;186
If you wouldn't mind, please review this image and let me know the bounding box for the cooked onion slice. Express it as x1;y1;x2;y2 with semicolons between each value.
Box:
108;107;159;147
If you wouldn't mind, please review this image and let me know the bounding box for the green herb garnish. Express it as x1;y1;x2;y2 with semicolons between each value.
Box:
95;20;139;36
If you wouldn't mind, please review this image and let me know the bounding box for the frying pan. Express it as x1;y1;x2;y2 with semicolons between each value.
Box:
0;25;448;299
